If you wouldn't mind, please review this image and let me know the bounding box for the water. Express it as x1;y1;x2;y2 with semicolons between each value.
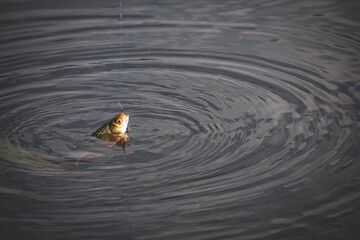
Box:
1;0;359;239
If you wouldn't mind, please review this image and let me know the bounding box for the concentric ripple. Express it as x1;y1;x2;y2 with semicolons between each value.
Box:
0;1;359;239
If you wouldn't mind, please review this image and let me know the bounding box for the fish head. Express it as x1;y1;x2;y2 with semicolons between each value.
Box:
111;112;129;134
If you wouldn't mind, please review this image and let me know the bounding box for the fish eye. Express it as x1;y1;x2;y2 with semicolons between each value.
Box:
116;119;121;124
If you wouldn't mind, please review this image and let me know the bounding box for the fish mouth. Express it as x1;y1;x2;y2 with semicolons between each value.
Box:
119;125;128;134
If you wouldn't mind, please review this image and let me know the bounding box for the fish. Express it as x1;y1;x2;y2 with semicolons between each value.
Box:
92;112;131;147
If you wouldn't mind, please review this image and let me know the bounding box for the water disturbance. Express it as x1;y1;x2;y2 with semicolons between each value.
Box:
0;0;359;239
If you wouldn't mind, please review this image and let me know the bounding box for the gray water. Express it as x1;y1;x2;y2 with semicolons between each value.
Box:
0;0;359;239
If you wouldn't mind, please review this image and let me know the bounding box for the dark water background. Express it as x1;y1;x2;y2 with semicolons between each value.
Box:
1;0;359;239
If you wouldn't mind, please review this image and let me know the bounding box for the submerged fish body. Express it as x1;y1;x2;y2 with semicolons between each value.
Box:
0;139;59;171
92;112;131;147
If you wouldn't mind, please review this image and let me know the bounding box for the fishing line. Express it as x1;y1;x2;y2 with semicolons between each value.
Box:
119;0;123;111
118;102;124;112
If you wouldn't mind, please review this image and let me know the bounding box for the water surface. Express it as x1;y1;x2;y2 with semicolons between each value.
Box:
0;0;359;239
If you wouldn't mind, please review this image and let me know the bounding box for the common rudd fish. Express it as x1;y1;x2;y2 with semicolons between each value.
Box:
92;112;131;147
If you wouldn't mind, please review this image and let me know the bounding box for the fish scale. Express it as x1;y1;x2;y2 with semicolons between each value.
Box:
92;121;112;137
